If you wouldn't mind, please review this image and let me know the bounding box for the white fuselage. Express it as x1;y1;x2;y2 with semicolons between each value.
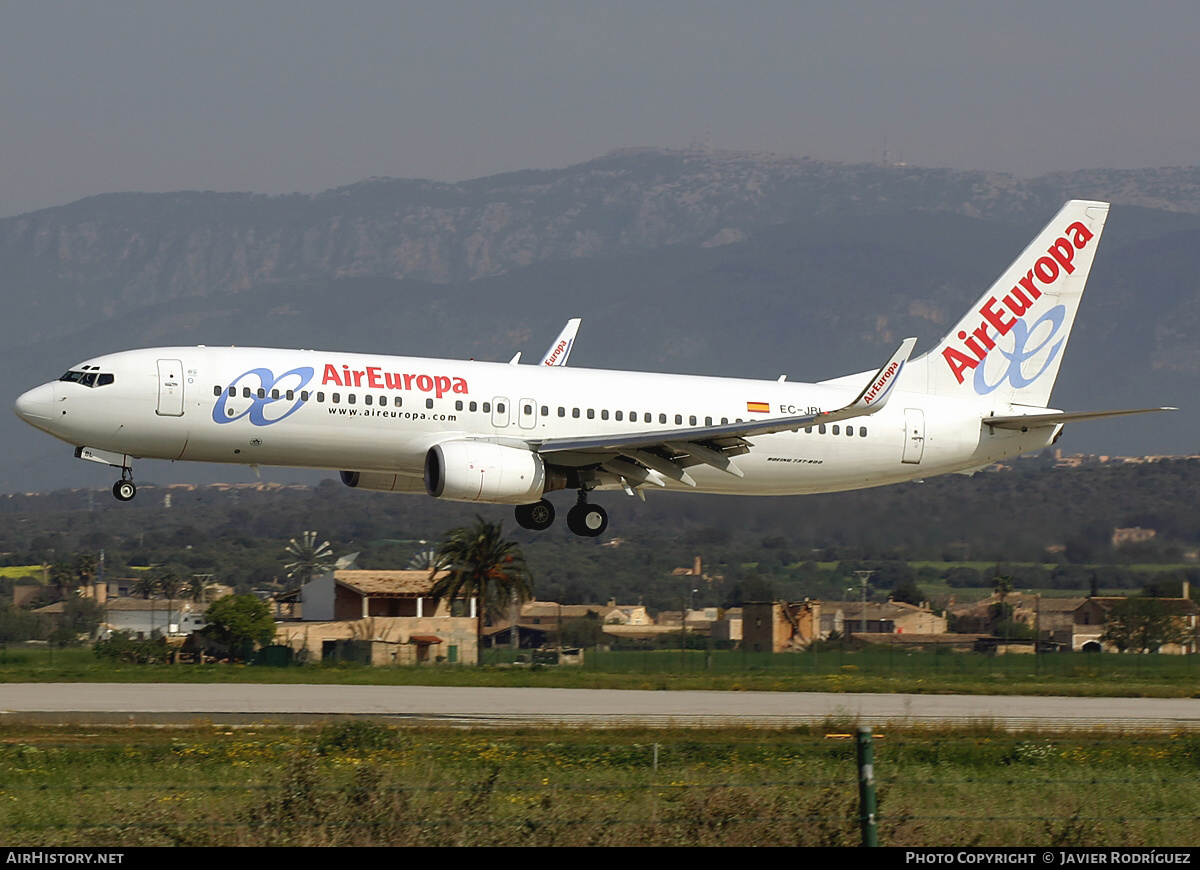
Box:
14;344;1055;497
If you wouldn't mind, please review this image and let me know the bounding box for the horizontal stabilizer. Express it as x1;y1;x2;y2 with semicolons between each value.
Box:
984;407;1177;431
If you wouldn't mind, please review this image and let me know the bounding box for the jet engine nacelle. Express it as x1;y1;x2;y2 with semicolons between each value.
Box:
339;470;426;493
424;440;567;504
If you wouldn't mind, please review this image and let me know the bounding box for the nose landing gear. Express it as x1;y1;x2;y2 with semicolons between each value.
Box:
112;468;136;502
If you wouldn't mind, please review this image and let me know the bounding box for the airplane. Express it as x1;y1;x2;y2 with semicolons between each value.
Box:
13;200;1174;537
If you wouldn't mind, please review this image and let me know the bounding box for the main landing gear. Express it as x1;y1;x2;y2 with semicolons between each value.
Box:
513;491;608;538
514;498;555;531
112;468;137;502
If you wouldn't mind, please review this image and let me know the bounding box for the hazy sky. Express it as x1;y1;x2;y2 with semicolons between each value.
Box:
3;1;1199;218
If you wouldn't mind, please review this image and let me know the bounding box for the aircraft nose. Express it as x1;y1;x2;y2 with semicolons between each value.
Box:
14;383;55;424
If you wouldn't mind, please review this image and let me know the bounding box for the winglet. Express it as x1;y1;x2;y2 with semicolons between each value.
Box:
539;318;581;366
845;337;917;413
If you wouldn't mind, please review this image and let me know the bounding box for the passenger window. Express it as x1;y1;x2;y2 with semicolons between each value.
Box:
689;415;697;426
257;389;265;399
243;387;252;398
271;389;280;400
213;386;222;397
286;390;294;401
818;424;826;434
572;408;580;418
644;412;651;423
332;393;340;403
675;414;683;425
659;413;666;424
541;405;548;416
832;425;839;435
426;398;434;409
456;400;464;411
804;426;812;434
601;410;609;420
317;392;325;402
348;394;356;405
469;401;478;412
301;391;310;401
364;395;372;406
721;417;728;425
705;416;712;426
525;404;533;415
379;396;387;406
497;402;505;414
483;402;491;413
558;407;566;417
587;409;595;419
615;411;623;421
859;427;867;437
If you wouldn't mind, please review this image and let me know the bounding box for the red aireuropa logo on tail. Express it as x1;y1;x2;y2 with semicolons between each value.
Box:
941;220;1094;384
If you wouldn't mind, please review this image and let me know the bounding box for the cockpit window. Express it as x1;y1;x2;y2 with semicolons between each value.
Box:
58;370;114;388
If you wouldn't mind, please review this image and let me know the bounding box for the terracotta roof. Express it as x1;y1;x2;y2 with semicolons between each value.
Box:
333;570;446;597
34;598;201;614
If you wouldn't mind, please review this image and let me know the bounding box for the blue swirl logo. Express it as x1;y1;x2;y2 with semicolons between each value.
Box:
973;305;1066;396
212;367;314;426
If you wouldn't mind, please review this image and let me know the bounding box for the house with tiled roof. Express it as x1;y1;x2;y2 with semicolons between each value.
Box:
276;569;478;664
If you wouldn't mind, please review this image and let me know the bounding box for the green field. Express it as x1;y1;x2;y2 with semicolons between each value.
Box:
1;721;1196;847
3;645;1200;697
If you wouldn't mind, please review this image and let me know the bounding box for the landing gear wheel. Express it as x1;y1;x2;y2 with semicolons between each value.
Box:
567;503;608;537
112;480;137;501
514;499;555;531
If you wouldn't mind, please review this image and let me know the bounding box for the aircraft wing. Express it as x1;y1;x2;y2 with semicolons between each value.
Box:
529;338;916;487
538;318;581;366
983;407;1177;431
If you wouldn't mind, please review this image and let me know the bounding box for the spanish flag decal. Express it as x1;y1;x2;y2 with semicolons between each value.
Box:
747;401;770;413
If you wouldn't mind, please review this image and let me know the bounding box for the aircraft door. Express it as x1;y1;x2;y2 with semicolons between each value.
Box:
491;397;510;428
156;359;184;417
902;408;925;464
517;398;537;430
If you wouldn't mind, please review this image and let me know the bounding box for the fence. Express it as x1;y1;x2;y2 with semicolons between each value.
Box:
483;645;1200;679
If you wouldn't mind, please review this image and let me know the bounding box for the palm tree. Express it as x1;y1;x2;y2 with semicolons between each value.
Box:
284;531;335;587
130;572;162;637
430;518;533;663
47;561;76;602
156;571;186;636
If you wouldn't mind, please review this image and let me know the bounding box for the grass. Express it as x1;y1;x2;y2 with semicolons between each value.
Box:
3;645;1200;697
1;721;1197;846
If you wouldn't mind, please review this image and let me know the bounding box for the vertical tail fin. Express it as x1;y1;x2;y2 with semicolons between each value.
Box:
920;200;1110;406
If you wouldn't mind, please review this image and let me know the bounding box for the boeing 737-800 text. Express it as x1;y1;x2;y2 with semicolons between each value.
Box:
13;201;1172;536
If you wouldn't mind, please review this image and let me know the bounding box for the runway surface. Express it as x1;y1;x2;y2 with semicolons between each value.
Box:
2;683;1199;729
